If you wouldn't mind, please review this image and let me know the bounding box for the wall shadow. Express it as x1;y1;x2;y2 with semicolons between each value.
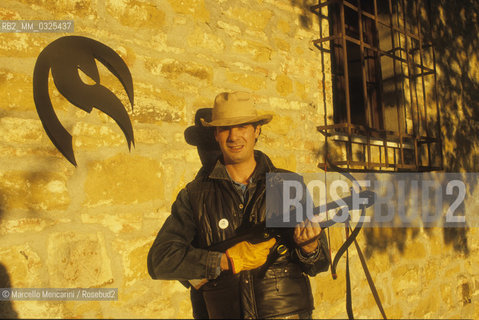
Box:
0;194;18;319
291;0;317;29
423;0;479;171
184;108;221;174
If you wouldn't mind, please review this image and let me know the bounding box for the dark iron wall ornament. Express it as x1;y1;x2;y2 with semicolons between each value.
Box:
33;36;135;166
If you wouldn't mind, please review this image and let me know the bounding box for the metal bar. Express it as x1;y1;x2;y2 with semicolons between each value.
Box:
376;18;421;41
346;39;434;75
317;122;404;136
373;0;388;169
401;0;419;169
317;123;350;130
339;0;352;170
416;0;432;168
357;0;372;170
330;1;423;43
357;0;373;170
318;159;418;169
335;30;435;74
411;38;423;140
412;71;435;78
313;45;333;54
313;34;342;44
342;0;423;42
315;0;331;178
387;0;405;168
396;2;412;163
427;0;443;170
311;0;339;13
343;1;358;12
380;47;435;73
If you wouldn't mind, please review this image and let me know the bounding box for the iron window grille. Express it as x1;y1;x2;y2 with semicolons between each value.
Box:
311;0;443;172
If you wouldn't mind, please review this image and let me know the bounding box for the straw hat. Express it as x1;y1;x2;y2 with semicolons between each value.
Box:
200;91;272;127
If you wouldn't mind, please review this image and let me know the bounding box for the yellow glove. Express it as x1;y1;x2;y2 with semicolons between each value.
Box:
225;238;276;274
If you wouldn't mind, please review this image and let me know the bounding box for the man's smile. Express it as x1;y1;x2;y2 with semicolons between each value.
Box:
227;145;244;152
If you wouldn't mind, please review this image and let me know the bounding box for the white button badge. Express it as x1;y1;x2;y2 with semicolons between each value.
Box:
218;218;229;229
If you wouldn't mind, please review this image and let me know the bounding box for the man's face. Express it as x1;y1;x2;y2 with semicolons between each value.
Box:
214;123;261;165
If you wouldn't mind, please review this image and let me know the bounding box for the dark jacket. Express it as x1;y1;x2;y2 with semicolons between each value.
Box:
148;151;330;319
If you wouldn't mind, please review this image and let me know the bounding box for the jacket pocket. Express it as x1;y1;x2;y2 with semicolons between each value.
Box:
253;264;314;318
200;273;242;319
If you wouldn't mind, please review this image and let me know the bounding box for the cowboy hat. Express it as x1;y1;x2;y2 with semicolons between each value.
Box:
200;91;273;127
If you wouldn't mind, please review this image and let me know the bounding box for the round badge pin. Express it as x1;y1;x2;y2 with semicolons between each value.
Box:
218;218;229;229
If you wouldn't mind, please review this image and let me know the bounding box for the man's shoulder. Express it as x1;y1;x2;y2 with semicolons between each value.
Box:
184;166;214;191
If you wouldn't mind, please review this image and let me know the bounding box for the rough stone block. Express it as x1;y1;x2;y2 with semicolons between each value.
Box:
72;122;125;149
106;0;165;29
276;74;293;96
226;72;266;91
129;86;186;124
275;38;291;52
113;237;154;286
145;57;212;83
0;244;42;288
167;0;210;22
412;291;441;318
232;40;272;63
81;211;142;234
131;126;168;145
188;27;225;53
10;301;64;319
216;20;241;36
47;232;113;288
62;301;103;319
0;217;63;235
0;117;44;144
0;71;34;111
84;154;164;207
268;153;297;172
403;241;427;260
0;34;50;58
0;170;70;211
115;45;137;68
385;303;405;319
277;19;291;34
294;80;306;100
268;114;294;136
268;96;302;111
367;252;391;274
0;144;63;159
314;270;346;305
225;7;272;32
16;0;94;17
0;7;21;20
132;97;184;125
392;265;419;293
110;282;191;318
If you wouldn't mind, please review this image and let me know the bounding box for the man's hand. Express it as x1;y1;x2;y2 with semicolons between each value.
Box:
225;238;276;274
294;220;322;254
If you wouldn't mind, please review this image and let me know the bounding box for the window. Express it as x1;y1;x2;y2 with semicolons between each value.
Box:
312;0;442;171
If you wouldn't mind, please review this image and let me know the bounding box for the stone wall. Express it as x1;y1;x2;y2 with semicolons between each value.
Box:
0;0;477;319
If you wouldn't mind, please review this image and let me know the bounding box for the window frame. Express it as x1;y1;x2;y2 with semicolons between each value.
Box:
311;0;443;172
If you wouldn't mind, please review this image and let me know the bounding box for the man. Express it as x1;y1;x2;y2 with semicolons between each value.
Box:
148;91;330;319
